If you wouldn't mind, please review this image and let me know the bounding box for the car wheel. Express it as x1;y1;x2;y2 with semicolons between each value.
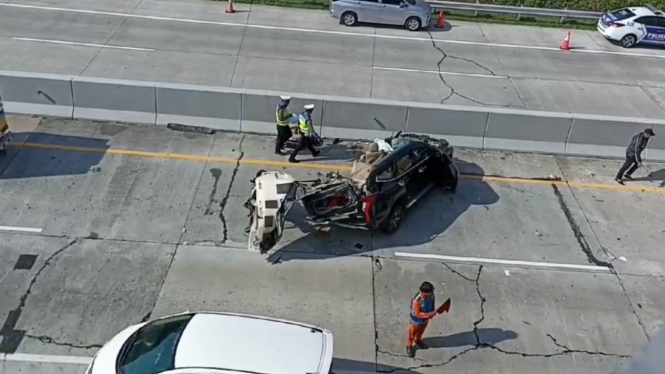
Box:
341;12;358;26
620;34;637;48
380;202;405;234
405;17;421;31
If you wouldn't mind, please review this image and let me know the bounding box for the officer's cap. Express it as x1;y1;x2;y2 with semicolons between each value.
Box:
304;104;315;110
280;95;291;101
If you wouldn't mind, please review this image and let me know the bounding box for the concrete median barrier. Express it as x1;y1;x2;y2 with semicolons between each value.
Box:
566;116;655;158
646;123;665;162
72;77;157;125
484;111;572;155
241;92;324;134
156;84;242;132
321;98;407;140
0;71;74;118
406;104;487;148
4;70;665;162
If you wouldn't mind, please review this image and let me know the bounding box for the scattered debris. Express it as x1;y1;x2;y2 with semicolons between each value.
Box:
535;231;542;237
504;270;511;276
315;227;332;239
354;243;364;249
618;256;627;262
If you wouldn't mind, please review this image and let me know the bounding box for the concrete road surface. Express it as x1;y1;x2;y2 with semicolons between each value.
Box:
0;115;664;373
2;0;665;119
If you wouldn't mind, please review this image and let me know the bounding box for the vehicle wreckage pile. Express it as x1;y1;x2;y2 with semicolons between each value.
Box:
243;132;459;253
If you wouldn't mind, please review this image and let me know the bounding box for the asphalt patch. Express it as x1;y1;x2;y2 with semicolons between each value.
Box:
13;254;37;270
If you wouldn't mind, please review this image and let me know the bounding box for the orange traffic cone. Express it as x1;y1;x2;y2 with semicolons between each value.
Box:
560;31;571;51
226;0;235;13
435;10;446;29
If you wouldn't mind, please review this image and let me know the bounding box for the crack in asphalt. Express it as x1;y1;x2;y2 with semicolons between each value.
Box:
0;239;81;353
377;263;630;373
551;158;651;342
425;31;519;108
551;184;613;268
205;168;223;216
24;334;102;349
219;135;246;243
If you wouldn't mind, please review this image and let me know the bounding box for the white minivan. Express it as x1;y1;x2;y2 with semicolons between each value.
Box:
85;311;334;374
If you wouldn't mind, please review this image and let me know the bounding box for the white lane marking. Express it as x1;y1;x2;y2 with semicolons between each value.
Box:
0;352;377;373
2;2;665;60
0;225;43;233
2;353;92;365
373;66;507;79
13;37;155;51
394;252;611;272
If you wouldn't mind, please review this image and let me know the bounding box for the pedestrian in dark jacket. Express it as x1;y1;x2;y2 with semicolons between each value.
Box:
615;128;655;184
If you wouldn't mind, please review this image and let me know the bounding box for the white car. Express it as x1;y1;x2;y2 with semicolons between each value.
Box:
597;5;665;48
85;312;334;374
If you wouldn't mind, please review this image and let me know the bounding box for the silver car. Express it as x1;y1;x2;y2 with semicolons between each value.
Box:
330;0;432;31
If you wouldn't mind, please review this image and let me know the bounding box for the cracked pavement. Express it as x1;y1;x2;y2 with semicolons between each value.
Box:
1;117;664;373
425;31;523;109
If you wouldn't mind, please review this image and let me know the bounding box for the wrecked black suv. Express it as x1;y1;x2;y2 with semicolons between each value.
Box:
245;132;459;252
301;132;458;234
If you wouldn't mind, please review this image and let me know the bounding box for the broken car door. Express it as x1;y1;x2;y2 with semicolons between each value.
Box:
365;159;400;228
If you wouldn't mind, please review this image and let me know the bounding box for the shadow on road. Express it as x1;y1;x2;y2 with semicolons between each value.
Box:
333;357;425;374
0;132;108;179
266;157;500;263
630;168;665;187
423;328;518;349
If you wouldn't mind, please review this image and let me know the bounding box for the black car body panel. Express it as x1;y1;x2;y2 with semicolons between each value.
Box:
301;133;458;232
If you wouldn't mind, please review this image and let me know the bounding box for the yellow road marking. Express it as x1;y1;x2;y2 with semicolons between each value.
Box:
13;142;665;195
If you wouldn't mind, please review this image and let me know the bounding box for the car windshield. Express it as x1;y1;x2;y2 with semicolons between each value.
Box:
117;314;193;374
610;8;635;20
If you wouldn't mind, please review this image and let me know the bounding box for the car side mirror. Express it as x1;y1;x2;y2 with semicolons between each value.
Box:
400;2;407;7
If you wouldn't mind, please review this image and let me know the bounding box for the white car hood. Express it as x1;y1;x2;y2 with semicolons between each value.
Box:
174;313;333;374
90;322;147;374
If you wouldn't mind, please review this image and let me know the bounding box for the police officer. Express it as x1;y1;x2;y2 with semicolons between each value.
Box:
289;104;320;163
616;128;655;184
275;95;293;155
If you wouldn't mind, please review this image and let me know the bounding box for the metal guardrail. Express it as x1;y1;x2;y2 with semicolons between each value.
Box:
426;1;603;22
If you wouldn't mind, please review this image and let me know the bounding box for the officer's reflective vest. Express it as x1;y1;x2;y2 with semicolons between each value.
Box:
298;111;312;136
410;292;435;326
275;103;290;127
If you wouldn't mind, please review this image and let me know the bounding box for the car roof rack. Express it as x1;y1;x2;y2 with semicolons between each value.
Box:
646;3;663;15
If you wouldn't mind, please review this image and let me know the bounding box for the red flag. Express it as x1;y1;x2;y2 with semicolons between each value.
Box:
437;298;451;314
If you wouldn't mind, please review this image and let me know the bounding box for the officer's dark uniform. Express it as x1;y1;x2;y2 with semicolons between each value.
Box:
616;128;655;183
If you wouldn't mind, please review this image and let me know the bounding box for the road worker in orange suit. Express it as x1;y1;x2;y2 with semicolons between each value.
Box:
407;281;438;358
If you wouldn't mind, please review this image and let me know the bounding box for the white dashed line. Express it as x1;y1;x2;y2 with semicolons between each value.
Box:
373;66;507;79
2;2;665;59
394;252;611;272
0;225;43;233
13;37;155;51
0;352;378;374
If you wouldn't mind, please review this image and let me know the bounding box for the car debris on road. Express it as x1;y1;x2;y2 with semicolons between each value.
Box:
244;131;460;253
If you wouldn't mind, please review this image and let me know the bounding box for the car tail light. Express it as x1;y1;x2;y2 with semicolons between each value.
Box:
611;23;625;28
362;194;378;226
